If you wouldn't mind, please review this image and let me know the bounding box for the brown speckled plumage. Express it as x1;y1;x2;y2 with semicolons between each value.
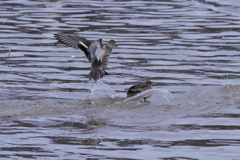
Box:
102;40;116;71
127;81;152;98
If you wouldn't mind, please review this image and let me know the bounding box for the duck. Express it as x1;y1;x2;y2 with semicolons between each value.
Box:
54;34;116;81
127;81;152;98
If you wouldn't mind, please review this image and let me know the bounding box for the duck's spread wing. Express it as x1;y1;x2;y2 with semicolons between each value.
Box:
54;34;92;61
54;34;90;49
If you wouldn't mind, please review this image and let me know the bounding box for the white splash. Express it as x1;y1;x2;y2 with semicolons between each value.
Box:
123;88;173;105
89;80;115;105
89;81;173;106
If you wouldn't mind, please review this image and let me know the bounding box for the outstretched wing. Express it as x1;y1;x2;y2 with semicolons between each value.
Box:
54;34;92;61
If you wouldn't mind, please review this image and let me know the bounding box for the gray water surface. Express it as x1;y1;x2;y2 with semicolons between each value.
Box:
0;0;240;159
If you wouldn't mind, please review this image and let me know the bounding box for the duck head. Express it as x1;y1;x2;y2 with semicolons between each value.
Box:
108;39;117;48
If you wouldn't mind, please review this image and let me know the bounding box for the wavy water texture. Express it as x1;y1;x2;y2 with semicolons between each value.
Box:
0;0;240;159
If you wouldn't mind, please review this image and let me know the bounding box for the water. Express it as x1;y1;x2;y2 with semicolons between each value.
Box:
0;0;240;159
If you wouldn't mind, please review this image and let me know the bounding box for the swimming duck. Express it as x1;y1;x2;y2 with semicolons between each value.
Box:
127;81;152;98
